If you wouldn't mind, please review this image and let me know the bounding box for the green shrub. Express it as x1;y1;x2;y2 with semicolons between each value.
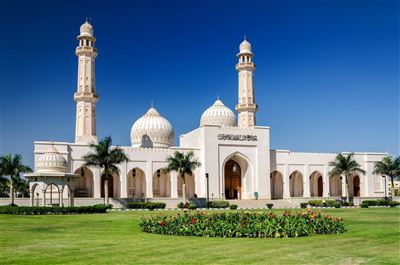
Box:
266;203;273;209
126;202;166;210
360;203;368;208
342;202;349;206
177;202;184;209
300;202;308;209
0;204;111;215
188;203;197;210
389;201;400;207
361;200;378;206
308;200;323;207
333;202;341;208
140;210;346;238
394;189;400;197
207;201;230;208
229;204;238;210
325;200;336;207
376;200;390;206
348;202;354;206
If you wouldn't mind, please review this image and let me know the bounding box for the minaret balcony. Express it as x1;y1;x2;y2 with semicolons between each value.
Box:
74;92;99;103
235;103;258;112
236;62;256;71
75;46;98;57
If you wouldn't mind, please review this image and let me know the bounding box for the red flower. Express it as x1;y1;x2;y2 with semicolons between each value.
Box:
191;217;196;224
159;221;165;226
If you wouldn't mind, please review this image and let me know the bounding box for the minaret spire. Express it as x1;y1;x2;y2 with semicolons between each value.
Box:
235;38;257;128
74;21;99;144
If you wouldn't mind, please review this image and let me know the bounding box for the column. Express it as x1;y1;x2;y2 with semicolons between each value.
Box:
341;176;347;197
120;163;127;198
283;165;290;199
30;190;34;207
70;190;74;207
323;165;329;197
94;168;101;198
146;162;153;198
170;171;178;198
59;186;63;207
42;189;46;206
303;165;310;197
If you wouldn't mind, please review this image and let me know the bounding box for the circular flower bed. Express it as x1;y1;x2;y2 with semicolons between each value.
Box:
140;209;345;238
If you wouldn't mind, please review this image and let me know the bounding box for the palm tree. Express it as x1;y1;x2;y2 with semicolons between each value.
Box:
83;137;128;205
329;153;366;202
0;154;32;205
165;151;201;203
373;156;400;199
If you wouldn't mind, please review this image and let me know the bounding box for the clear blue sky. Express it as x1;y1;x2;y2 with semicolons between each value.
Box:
1;0;399;167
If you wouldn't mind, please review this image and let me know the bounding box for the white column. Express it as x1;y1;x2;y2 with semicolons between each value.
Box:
341;176;347;197
30;189;34;207
283;164;290;199
94;168;101;198
42;189;46;206
120;163;127;198
146;162;153;198
303;165;310;197
170;171;178;198
59;186;63;207
323;165;329;197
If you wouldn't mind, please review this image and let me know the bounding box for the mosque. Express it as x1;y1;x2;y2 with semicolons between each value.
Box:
26;21;388;206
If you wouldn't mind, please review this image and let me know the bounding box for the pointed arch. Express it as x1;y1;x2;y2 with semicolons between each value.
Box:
309;171;323;197
74;167;94;197
127;167;146;198
270;170;283;199
223;152;251;200
153;168;171;197
289;170;303;197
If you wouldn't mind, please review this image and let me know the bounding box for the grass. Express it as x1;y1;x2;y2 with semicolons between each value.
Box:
1;208;399;265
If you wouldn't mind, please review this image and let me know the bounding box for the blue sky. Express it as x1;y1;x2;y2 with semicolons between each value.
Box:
1;0;399;167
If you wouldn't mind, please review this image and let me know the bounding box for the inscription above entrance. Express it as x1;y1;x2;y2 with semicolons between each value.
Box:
218;134;257;141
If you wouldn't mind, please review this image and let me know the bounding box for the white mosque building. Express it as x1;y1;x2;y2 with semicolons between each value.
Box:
27;21;388;206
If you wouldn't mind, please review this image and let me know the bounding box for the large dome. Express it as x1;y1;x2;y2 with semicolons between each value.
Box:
36;145;68;173
130;107;174;148
200;99;236;127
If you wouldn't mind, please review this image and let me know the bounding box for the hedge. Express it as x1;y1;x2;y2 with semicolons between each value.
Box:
207;201;230;208
361;200;399;208
126;202;166;210
230;204;238;210
140;209;346;238
0;204;111;215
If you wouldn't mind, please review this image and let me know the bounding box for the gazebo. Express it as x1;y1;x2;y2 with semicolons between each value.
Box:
25;144;78;207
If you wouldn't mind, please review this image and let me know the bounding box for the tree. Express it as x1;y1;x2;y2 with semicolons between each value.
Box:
83;137;128;205
373;156;400;199
329;153;366;202
0;154;32;205
165;151;200;203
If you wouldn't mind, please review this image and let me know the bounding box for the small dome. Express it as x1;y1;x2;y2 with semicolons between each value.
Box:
36;145;68;173
239;39;252;54
200;99;236;127
130;107;174;148
80;21;93;37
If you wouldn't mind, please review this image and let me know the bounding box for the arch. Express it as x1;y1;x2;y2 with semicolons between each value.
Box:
330;175;342;197
101;172;120;198
270;170;283;199
45;183;60;206
350;175;360;197
127;167;146;198
74;167;94;197
223;152;251;200
309;171;323;197
31;183;40;207
177;173;195;198
289;171;303;197
152;169;171;197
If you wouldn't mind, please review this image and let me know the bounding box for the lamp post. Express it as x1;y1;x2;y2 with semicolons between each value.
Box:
382;175;387;200
206;173;209;209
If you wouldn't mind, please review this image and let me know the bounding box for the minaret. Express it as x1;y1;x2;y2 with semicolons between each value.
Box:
235;38;257;128
74;21;99;144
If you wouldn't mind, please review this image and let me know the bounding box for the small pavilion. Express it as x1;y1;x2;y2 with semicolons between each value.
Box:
25;144;78;207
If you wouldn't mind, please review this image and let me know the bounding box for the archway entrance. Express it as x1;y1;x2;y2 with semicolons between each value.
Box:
330;175;342;197
289;171;303;197
318;177;323;197
153;169;171;197
270;171;283;199
309;171;323;197
73;167;94;197
353;176;360;197
224;160;241;199
127;168;146;198
101;174;114;198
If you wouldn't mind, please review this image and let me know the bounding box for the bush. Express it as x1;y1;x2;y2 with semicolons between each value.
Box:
229;204;238;210
389;201;400;207
207;201;230;208
300;203;308;209
348;202;354;207
333;202;341;208
308;200;323;207
140;209;346;238
360;203;368;208
177;202;184;209
126;202;166;210
0;204;111;215
188;203;197;210
325;200;336;207
266;203;273;209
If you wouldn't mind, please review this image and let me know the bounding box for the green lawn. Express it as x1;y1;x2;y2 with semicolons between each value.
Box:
1;208;399;265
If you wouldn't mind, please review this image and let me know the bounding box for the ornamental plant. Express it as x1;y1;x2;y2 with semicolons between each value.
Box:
140;209;345;238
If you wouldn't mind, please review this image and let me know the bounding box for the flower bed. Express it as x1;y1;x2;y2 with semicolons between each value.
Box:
140;210;345;238
0;204;111;215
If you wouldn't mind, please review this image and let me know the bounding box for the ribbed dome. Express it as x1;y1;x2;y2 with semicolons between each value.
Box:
130;107;174;148
36;145;68;173
200;99;236;127
239;39;252;54
80;21;93;37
